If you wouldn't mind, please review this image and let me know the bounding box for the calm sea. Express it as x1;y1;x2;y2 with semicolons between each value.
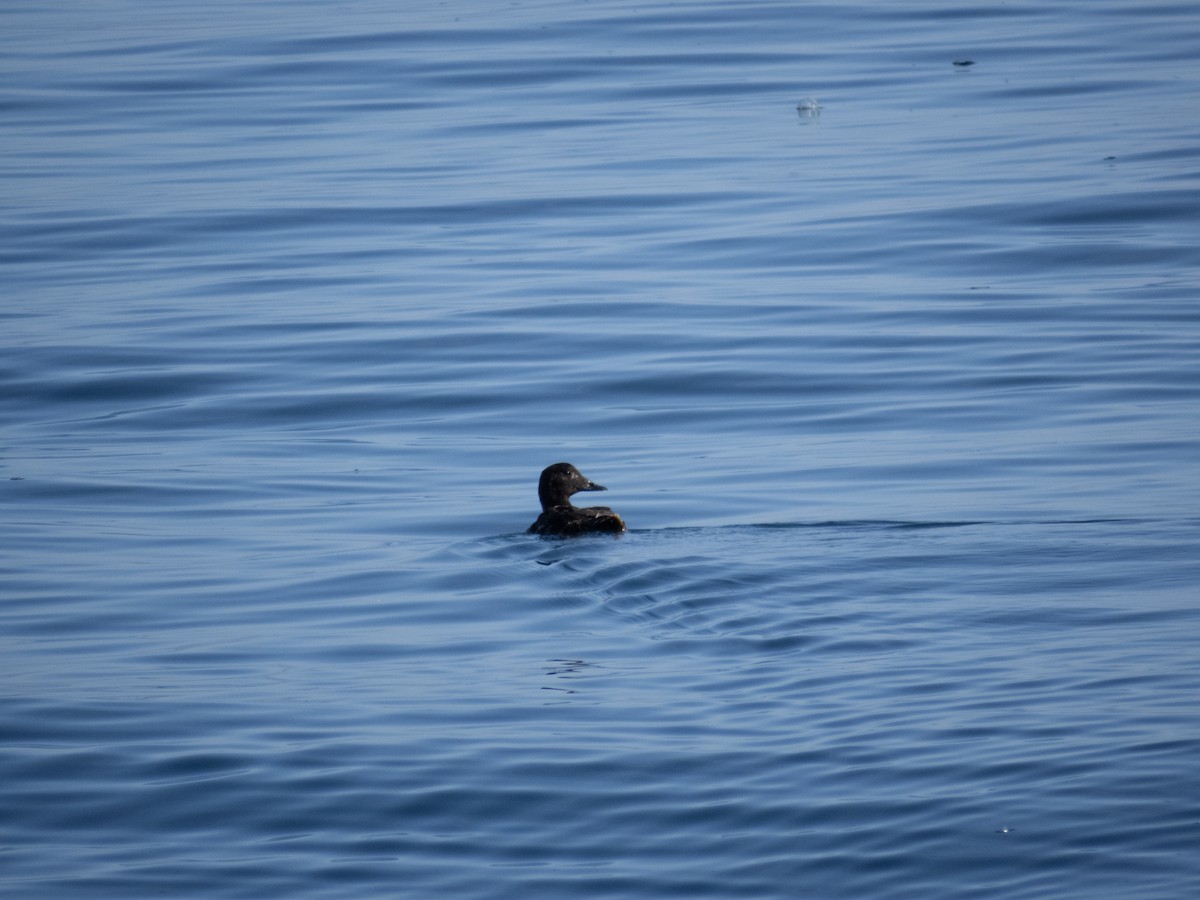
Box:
4;1;1200;897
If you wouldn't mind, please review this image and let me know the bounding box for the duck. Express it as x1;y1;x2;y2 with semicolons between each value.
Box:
527;462;626;536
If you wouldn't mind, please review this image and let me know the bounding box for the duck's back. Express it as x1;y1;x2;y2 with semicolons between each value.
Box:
528;505;626;536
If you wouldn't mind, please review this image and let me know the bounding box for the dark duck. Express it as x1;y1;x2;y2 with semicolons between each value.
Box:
528;462;626;536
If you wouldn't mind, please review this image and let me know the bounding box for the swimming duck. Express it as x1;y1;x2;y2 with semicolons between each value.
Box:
528;462;626;536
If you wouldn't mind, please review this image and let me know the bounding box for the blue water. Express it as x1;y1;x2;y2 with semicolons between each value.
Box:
4;1;1200;897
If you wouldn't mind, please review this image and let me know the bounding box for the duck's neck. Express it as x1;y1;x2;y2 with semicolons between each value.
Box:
539;483;573;511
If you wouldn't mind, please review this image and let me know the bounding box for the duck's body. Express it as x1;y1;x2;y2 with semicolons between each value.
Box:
528;462;626;537
529;503;626;537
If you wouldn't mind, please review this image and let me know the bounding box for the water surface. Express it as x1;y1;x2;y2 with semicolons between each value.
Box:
3;1;1200;897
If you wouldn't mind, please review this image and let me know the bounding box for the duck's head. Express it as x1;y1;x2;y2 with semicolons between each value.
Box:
537;462;607;510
